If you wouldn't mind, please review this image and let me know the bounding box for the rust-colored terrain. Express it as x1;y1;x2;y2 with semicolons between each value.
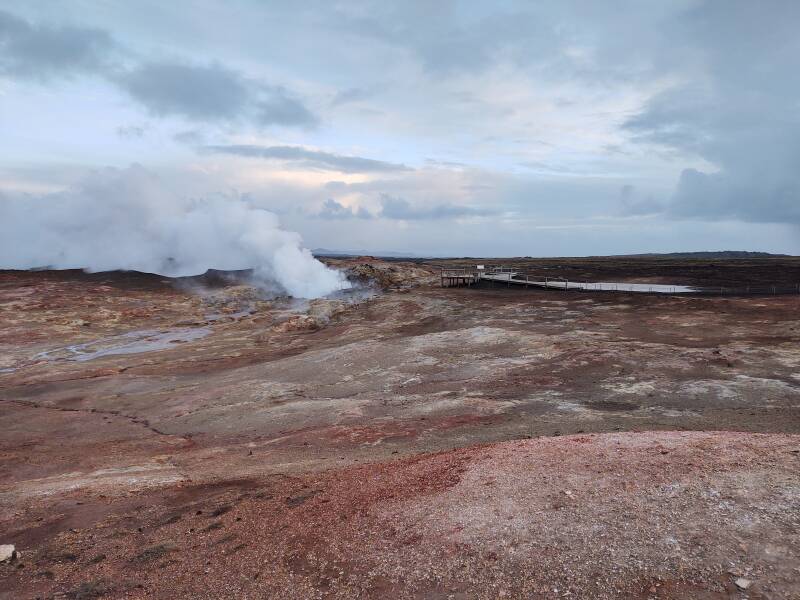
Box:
1;257;799;599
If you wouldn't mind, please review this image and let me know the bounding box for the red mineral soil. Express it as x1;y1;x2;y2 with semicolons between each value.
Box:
1;257;799;599
3;432;799;599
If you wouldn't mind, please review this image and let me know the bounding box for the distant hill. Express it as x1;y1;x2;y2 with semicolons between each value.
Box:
311;249;793;260
620;251;791;259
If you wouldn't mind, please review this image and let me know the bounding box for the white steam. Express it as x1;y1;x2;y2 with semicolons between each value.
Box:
0;165;349;298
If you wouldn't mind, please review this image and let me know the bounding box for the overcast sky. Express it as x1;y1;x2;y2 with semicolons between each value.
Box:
1;1;798;256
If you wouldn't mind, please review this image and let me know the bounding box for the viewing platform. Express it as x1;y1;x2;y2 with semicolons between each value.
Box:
440;268;479;287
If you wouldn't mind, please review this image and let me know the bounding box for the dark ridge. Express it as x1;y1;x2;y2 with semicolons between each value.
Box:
0;268;254;292
617;251;792;259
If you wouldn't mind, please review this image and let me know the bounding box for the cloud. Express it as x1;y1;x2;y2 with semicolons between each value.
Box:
335;5;561;76
330;86;375;107
116;124;147;139
424;159;468;168
378;194;495;220
0;9;316;129
669;168;800;224
173;129;206;145
256;88;318;127
308;190;499;224
114;64;318;127
622;1;800;224
0;9;116;80
618;184;663;217
519;161;596;177
623;86;711;157
203;144;411;174
117;62;250;121
315;198;374;219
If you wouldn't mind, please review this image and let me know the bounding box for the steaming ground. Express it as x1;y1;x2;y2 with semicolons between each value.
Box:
0;165;349;299
1;256;800;599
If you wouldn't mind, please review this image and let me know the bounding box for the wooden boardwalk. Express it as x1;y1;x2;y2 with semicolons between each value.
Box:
479;271;701;292
443;267;699;294
441;268;579;289
481;271;582;290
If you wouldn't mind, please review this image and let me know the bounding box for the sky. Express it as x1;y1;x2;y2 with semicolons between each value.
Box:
1;0;798;257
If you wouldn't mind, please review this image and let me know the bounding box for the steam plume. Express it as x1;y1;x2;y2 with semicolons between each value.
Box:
0;164;349;298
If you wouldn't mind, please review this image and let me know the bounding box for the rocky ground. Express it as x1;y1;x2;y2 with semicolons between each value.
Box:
1;257;799;599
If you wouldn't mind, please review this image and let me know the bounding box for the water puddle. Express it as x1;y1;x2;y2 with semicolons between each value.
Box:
33;327;211;363
580;282;697;293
